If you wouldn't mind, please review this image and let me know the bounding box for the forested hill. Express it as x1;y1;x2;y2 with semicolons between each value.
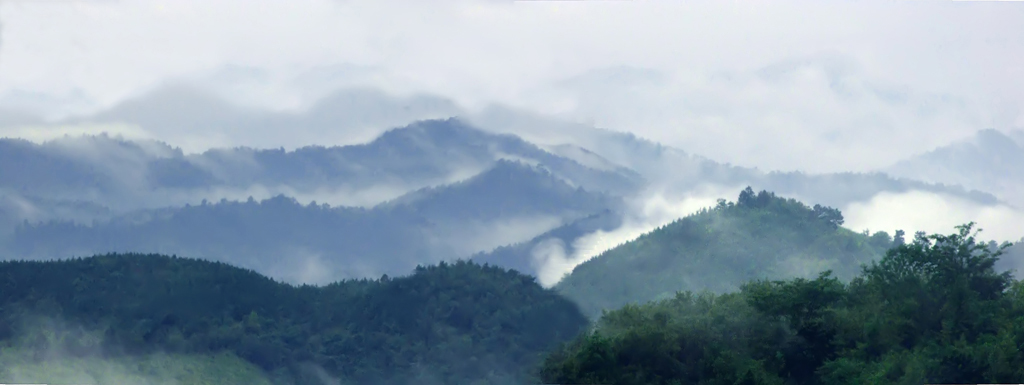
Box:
0;254;589;385
556;187;895;317
540;224;1024;384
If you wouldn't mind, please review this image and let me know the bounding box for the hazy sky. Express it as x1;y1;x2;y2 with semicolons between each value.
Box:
1;0;1022;172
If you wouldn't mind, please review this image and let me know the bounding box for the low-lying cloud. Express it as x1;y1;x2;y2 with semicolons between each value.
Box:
0;122;154;143
2;1;1021;173
843;190;1024;244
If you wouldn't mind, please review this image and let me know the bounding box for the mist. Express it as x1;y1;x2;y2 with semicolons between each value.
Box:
0;315;277;385
4;0;1022;173
844;190;1024;244
2;1;1023;383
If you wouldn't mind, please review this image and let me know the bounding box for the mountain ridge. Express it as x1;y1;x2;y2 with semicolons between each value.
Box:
6;160;616;284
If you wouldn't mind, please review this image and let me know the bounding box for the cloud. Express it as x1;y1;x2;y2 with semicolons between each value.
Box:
843;190;1024;244
1;0;1021;173
0;122;153;143
269;247;337;285
437;215;566;258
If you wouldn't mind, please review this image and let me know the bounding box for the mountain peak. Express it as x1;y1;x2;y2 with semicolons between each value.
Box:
371;118;502;147
972;128;1020;150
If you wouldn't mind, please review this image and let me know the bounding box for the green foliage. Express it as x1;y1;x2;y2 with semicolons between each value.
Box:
557;187;891;317
541;223;1024;384
0;254;588;385
540;290;787;385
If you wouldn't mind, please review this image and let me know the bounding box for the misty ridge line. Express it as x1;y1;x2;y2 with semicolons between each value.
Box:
1;91;1022;289
2;2;1024;383
2;114;1024;288
3;81;1018;205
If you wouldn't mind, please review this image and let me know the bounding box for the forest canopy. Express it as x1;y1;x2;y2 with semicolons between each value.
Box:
540;223;1024;385
0;254;588;385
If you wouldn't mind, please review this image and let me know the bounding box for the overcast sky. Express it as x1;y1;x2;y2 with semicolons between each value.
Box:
1;0;1022;173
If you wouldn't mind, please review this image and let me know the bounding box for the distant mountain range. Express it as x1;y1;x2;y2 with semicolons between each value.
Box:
470;107;1004;208
1;88;1020;286
0;118;641;212
884;128;1024;208
8;160;616;284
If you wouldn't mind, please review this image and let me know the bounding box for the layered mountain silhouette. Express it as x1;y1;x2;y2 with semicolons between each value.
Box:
0;118;642;212
470;106;1003;208
7;160;615;284
1;88;1018;288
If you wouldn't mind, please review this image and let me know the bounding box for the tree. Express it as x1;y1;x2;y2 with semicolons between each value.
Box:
862;223;1011;344
893;229;906;246
738;186;757;207
544;223;1024;385
812;204;844;229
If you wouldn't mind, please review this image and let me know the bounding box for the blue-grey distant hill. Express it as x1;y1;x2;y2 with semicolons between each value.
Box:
0;118;641;211
884;128;1024;207
471;106;1003;208
7;160;617;284
1;90;1014;287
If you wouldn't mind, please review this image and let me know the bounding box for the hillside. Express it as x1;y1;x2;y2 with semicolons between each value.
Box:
540;224;1024;384
7;161;614;284
555;187;895;317
0;253;589;385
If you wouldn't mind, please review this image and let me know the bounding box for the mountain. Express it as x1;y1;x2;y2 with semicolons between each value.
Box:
471;106;1003;208
554;188;895;317
193;118;644;196
6;161;616;284
884;128;1024;207
8;88;1003;211
470;170;1003;288
0;135;209;212
0;254;589;385
379;159;617;222
0;118;642;215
